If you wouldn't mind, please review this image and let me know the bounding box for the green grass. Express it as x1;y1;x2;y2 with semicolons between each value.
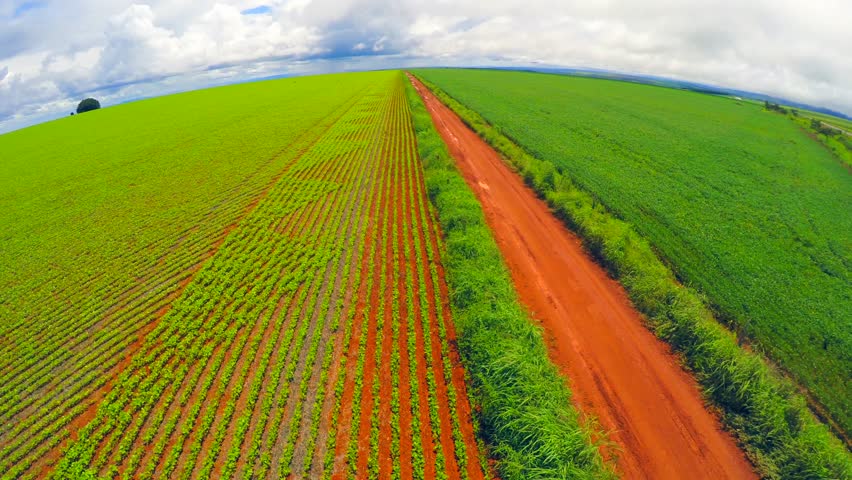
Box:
413;69;851;478
415;68;852;439
404;76;612;480
785;111;852;168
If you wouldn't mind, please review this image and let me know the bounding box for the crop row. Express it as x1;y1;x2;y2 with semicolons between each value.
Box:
39;71;485;479
44;79;386;479
0;78;379;478
324;74;484;480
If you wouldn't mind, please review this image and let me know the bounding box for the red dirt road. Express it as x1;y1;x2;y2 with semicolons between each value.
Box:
410;75;757;480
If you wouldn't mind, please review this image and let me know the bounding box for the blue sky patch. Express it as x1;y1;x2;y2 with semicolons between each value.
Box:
241;5;272;15
13;1;45;18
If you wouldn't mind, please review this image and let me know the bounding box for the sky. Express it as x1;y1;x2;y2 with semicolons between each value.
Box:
1;0;851;133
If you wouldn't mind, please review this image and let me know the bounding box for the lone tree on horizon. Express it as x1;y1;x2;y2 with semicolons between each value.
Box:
76;98;101;114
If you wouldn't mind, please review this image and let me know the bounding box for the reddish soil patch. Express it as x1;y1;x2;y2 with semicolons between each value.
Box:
396;246;414;480
352;133;395;477
346;235;381;476
410;75;757;480
308;156;384;478
278;134;378;475
395;147;414;480
328;254;372;478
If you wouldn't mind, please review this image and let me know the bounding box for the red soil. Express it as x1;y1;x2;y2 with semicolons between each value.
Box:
329;195;382;478
376;131;409;479
396;244;414;480
350;150;390;478
302;124;383;478
410;75;757;480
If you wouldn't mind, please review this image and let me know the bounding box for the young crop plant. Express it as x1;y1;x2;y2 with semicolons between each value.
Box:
388;106;406;480
46;74;372;479
320;156;384;478
340;125;385;478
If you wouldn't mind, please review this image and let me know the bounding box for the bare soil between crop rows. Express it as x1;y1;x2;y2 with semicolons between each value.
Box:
410;74;757;480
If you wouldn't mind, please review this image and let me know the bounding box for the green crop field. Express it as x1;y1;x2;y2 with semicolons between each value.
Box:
0;69;620;480
0;71;380;475
416;68;852;438
0;71;504;479
2;64;849;479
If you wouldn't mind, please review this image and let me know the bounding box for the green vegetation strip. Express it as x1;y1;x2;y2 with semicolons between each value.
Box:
404;76;611;479
412;72;851;479
788;112;852;168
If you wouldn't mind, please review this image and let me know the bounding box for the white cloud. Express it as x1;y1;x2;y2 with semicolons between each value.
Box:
0;0;851;133
92;3;320;84
399;0;852;112
372;35;386;52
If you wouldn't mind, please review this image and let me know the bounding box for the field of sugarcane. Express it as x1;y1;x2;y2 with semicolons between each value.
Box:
0;71;495;479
